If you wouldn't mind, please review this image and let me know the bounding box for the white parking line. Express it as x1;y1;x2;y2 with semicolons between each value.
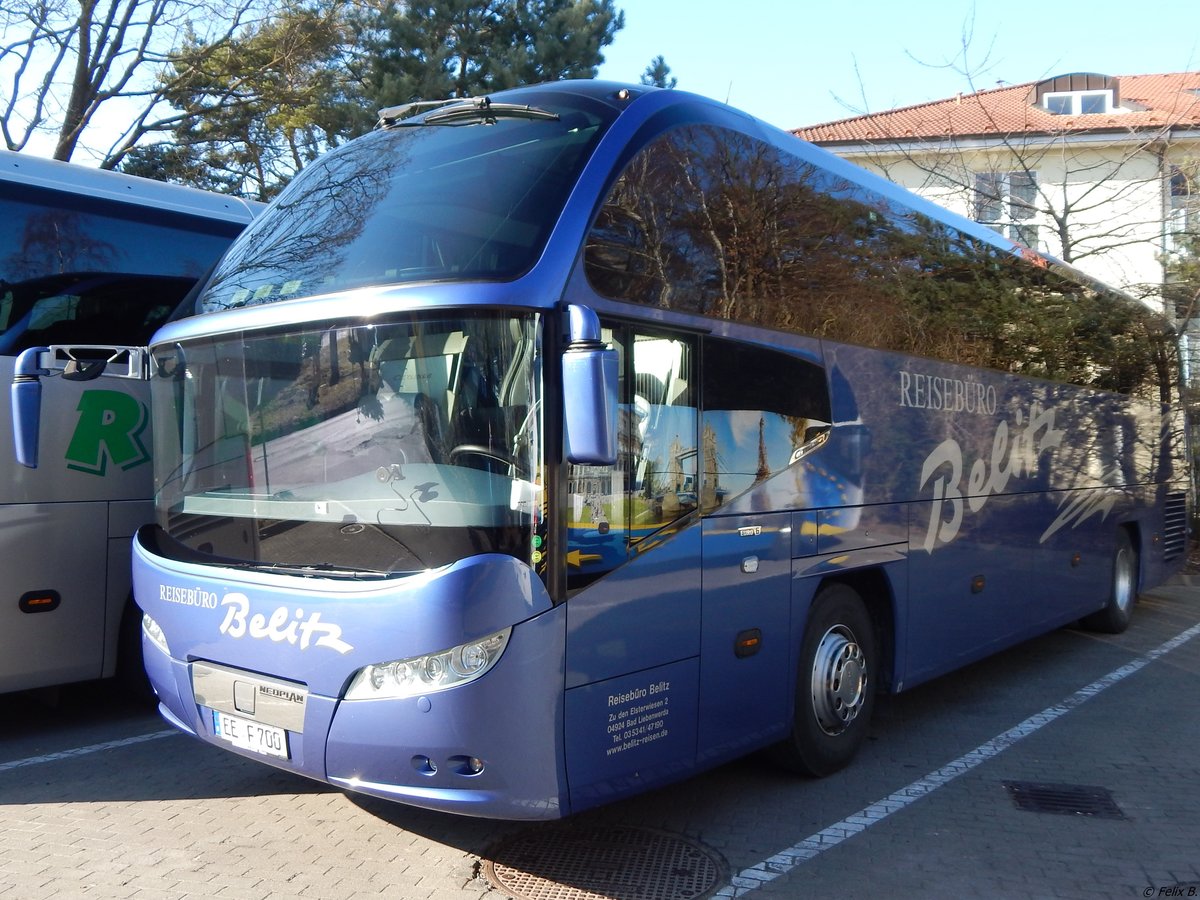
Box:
715;620;1200;897
0;729;178;774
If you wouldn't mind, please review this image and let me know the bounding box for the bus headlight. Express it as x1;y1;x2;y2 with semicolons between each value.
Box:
345;628;511;700
142;612;170;655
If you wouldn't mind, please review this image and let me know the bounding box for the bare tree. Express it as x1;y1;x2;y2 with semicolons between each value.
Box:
841;95;1193;302
0;0;269;166
802;25;1200;312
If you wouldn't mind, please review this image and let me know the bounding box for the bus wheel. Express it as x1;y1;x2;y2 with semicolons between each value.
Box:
771;583;876;777
1081;529;1138;634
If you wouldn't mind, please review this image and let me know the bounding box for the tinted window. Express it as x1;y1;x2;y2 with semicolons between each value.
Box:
0;185;242;284
584;124;1173;398
701;338;831;513
194;94;616;314
0;187;243;352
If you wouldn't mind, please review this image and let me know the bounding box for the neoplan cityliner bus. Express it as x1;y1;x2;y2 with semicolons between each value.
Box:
133;81;1187;818
1;150;260;694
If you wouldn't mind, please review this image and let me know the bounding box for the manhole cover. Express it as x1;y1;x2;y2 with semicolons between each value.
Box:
1004;781;1126;819
482;824;727;900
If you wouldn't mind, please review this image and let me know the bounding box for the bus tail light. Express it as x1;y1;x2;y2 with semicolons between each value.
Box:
345;628;511;700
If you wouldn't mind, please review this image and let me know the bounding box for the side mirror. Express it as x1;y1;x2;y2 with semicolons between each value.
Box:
562;306;618;465
10;345;150;469
11;346;50;468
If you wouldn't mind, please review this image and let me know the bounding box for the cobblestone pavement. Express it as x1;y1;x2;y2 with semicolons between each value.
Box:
1;574;1197;900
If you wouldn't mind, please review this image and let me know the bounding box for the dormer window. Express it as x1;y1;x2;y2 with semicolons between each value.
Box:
1043;90;1114;115
1029;74;1122;116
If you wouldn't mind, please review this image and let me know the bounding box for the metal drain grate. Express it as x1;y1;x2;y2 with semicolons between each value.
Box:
1004;781;1126;819
481;824;726;900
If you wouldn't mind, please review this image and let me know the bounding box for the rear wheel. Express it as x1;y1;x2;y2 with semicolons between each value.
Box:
771;583;877;776
1081;529;1138;634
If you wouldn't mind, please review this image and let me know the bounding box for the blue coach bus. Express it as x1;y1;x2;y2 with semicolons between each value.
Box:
133;81;1188;819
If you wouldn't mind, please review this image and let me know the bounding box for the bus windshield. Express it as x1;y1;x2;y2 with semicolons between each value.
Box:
150;311;544;575
190;92;616;315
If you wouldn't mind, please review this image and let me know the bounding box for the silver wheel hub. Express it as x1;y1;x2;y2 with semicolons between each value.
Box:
811;625;867;735
1113;547;1134;612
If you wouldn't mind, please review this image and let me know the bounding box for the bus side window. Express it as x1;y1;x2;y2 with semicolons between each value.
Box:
700;337;831;513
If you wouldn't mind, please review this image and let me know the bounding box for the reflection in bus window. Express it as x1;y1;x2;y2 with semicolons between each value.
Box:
567;328;697;589
700;337;832;513
584;123;1172;401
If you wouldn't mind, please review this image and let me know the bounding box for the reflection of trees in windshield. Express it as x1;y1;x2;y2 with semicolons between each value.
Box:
195;100;612;314
197;136;399;312
585;124;1172;401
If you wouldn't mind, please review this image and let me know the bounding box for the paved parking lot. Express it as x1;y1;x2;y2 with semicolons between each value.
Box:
1;572;1198;900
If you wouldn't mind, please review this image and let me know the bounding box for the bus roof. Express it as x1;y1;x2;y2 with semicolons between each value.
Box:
0;148;263;225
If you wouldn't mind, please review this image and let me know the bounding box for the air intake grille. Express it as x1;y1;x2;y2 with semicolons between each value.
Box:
1163;492;1188;561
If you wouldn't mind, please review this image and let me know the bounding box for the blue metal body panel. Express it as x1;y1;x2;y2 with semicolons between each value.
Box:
325;606;569;818
563;656;699;813
564;526;702;688
136;537;567;817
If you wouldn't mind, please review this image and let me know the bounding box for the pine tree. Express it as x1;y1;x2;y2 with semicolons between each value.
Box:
640;55;676;90
359;0;625;108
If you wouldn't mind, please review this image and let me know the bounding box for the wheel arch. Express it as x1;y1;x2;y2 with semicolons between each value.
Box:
810;565;899;694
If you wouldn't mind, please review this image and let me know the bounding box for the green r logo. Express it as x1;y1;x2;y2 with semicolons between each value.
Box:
65;390;150;476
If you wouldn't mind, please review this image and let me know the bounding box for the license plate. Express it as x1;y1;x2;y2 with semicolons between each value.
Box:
210;709;290;759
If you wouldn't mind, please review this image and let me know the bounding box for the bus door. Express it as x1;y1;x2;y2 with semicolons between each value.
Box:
697;511;792;764
562;326;703;811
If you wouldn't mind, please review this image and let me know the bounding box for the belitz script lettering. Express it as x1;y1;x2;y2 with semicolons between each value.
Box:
919;402;1064;552
218;593;353;654
900;371;997;416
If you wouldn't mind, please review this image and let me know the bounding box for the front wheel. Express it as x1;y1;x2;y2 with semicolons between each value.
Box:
771;583;877;777
1081;529;1138;634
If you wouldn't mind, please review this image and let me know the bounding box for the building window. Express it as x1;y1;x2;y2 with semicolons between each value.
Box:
1167;165;1200;255
1043;90;1113;115
974;171;1040;247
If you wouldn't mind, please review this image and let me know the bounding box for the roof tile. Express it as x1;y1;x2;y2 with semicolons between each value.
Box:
794;72;1200;143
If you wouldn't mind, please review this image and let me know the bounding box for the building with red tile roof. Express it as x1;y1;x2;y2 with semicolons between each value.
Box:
797;72;1200;145
793;72;1200;325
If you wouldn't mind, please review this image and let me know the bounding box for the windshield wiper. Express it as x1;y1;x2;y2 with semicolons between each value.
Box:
245;561;390;580
378;96;558;128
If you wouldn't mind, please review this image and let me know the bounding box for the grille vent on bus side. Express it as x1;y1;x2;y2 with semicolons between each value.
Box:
1162;493;1188;561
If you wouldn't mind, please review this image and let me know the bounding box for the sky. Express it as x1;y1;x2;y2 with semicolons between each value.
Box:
12;0;1199;161
596;0;1200;132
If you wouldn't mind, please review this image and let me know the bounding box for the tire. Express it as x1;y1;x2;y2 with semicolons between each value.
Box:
1081;529;1138;634
771;583;877;777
